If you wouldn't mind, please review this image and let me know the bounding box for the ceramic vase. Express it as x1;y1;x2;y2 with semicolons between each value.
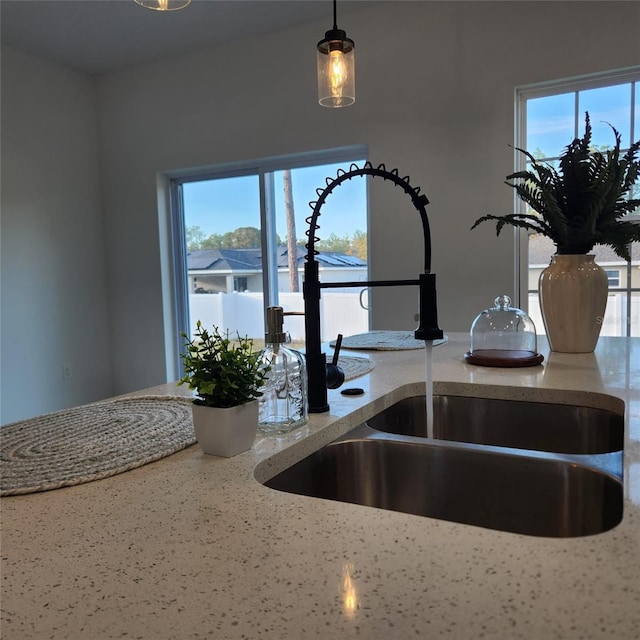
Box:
191;399;259;457
538;254;608;353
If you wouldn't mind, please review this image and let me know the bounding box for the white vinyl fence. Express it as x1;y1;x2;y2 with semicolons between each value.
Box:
528;292;640;337
188;292;368;343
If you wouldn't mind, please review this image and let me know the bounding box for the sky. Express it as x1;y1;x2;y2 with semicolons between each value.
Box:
182;160;368;242
526;81;639;159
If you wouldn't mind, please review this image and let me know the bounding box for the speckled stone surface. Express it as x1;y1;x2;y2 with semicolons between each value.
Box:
2;334;639;639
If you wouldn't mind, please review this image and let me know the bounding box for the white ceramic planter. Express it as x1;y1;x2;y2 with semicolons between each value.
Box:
191;400;259;457
538;254;608;353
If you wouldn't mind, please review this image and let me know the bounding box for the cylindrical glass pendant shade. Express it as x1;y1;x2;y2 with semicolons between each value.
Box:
134;0;191;11
317;29;355;108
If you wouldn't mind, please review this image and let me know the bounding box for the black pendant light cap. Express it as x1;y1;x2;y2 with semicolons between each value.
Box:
317;29;355;54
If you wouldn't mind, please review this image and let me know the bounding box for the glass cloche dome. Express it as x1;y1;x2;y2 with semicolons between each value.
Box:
465;295;543;367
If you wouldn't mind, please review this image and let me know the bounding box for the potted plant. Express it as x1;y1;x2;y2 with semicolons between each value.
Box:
472;112;640;352
179;321;269;457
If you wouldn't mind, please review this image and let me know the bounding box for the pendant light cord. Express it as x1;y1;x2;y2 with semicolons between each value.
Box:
333;0;338;30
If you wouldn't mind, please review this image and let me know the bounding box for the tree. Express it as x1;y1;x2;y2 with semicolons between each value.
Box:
186;225;267;250
283;169;299;292
200;233;225;249
221;226;262;248
351;230;367;260
186;225;207;251
315;231;368;260
316;232;351;254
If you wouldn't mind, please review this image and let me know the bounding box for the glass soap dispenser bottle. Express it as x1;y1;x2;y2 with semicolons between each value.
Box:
258;307;308;435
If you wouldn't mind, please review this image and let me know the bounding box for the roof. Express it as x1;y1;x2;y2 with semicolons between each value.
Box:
187;246;366;272
187;248;263;271
528;234;639;266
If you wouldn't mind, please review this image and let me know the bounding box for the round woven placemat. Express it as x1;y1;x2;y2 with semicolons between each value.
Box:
336;354;375;380
331;331;448;351
1;364;373;497
0;396;195;497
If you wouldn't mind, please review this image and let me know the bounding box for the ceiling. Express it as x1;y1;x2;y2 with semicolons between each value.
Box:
0;0;373;75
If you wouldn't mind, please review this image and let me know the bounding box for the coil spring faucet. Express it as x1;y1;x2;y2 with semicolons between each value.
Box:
303;162;444;413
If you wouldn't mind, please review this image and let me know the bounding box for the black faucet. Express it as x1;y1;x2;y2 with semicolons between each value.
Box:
303;162;444;413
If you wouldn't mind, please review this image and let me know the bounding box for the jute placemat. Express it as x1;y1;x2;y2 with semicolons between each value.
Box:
331;331;448;351
335;354;375;380
1;360;373;497
0;396;195;497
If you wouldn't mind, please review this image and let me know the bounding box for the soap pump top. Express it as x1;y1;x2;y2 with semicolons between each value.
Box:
265;306;287;346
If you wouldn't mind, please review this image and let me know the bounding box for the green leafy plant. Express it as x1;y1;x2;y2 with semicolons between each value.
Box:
471;112;640;260
179;321;269;408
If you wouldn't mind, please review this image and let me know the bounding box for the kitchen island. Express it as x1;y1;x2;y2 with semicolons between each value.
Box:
2;333;639;639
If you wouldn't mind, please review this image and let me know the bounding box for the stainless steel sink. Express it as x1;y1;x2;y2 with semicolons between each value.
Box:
366;395;624;454
264;426;623;538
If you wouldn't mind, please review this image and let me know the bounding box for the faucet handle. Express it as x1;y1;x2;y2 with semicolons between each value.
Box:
415;273;444;341
327;334;345;389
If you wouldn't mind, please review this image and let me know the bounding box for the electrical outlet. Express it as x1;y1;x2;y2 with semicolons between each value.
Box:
62;363;72;381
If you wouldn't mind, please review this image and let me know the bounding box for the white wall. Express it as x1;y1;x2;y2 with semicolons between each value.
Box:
1;47;113;423
95;1;639;395
2;2;639;415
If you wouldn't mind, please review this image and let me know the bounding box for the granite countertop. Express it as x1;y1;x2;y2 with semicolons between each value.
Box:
2;333;639;639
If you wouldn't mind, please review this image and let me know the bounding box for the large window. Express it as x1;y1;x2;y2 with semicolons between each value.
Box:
517;68;640;337
170;147;369;353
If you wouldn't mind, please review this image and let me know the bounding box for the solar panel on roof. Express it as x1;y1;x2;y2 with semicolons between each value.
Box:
187;247;367;271
318;253;367;266
187;249;222;269
319;254;343;266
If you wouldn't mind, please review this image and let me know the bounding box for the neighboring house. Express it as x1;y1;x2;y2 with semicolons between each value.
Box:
528;234;640;292
188;246;367;294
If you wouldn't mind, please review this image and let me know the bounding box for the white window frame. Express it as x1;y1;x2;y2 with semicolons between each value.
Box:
515;67;640;335
233;276;248;292
605;270;621;288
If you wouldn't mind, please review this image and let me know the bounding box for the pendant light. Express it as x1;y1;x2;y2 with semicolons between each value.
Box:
316;0;355;108
134;0;191;11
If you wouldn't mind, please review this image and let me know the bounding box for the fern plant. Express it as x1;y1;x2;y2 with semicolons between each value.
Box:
472;112;640;260
179;321;269;408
